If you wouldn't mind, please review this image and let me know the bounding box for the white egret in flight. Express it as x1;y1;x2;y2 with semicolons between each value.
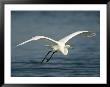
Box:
16;31;96;63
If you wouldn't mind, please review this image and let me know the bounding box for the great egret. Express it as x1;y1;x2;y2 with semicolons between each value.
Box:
16;31;96;63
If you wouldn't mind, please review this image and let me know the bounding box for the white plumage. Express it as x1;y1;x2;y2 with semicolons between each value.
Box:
17;31;96;55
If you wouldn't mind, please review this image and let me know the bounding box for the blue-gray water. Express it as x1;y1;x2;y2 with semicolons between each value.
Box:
11;11;100;77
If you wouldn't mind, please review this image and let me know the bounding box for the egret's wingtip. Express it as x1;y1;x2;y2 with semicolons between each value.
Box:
87;32;96;37
16;45;19;47
16;44;21;47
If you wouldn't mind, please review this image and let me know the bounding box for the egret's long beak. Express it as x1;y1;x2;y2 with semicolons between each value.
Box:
69;45;74;49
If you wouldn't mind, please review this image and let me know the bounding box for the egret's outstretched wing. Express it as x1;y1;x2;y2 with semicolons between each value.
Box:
59;31;96;43
16;36;58;47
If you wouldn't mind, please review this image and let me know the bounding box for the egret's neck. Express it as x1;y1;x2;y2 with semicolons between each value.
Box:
58;42;68;55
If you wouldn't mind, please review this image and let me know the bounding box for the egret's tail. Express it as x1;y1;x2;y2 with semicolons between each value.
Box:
44;45;52;48
44;45;50;47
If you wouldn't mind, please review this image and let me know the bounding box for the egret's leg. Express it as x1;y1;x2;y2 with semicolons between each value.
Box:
46;51;57;62
41;51;52;63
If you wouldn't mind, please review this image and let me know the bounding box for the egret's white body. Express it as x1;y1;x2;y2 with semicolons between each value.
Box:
17;31;96;56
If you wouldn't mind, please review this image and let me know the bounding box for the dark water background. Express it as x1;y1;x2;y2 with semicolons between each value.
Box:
11;11;100;77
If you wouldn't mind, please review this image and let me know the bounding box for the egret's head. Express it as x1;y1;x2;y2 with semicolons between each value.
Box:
65;45;72;49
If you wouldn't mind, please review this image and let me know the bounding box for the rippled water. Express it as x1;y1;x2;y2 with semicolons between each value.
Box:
11;11;100;77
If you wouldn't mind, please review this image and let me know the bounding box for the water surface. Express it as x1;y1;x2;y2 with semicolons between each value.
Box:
11;11;100;77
